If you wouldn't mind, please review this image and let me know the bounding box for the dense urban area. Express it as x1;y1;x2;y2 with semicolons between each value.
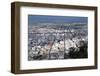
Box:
28;23;88;60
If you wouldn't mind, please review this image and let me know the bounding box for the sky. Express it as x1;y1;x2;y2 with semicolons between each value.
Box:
28;15;88;25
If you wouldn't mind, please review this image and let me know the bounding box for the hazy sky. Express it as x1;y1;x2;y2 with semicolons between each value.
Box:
28;15;88;25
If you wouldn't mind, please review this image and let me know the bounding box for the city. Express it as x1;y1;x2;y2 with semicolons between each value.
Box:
28;23;88;60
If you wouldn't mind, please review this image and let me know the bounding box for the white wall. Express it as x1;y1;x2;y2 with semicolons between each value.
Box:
0;0;100;76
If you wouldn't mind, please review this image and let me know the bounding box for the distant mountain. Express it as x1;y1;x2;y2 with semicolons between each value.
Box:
28;15;88;25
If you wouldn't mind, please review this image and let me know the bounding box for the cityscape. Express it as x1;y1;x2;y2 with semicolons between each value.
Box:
28;15;88;61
